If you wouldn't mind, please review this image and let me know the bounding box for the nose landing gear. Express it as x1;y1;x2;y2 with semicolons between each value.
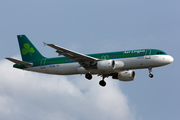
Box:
148;67;154;78
149;73;153;78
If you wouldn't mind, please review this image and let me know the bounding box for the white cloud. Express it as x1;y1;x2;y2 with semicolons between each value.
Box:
0;56;135;120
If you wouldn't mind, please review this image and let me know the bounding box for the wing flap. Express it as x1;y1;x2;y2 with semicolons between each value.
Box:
6;58;33;67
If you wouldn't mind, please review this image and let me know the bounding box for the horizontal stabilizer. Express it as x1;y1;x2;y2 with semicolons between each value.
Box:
6;58;33;67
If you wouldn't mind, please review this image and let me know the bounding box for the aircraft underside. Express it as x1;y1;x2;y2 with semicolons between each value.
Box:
24;55;173;87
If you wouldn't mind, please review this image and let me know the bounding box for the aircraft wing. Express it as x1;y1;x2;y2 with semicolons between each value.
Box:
6;58;33;67
44;43;100;69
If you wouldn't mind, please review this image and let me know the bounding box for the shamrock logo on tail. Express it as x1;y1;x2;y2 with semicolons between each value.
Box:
22;43;35;55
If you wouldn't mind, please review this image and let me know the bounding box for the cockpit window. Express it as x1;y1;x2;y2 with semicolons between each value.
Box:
157;52;167;54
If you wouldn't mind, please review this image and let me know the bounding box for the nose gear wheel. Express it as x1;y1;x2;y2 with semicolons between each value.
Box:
148;67;154;78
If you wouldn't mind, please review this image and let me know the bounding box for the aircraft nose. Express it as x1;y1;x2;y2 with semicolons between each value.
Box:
168;55;174;63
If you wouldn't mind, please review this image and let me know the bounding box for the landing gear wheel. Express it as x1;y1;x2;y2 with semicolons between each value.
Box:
99;80;106;87
85;73;92;80
148;67;154;78
149;74;153;78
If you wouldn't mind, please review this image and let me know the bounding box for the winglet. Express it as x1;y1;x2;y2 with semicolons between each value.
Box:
43;42;47;46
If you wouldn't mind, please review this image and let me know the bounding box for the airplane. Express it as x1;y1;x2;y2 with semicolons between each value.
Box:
6;35;174;87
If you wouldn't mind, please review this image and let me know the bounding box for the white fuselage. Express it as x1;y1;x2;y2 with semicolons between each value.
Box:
24;55;173;75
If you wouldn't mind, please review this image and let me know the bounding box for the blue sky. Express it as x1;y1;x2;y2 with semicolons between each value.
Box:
0;1;179;120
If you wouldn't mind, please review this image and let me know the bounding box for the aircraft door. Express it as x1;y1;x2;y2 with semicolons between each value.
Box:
40;59;46;69
145;49;151;59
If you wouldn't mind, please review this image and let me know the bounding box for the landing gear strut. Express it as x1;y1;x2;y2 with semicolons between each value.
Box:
85;73;92;80
148;67;153;78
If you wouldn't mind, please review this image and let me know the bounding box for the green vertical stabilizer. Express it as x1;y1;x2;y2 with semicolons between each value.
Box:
17;35;45;62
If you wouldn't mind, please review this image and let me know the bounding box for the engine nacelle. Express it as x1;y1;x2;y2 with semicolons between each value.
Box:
113;71;135;81
97;60;115;70
113;61;124;70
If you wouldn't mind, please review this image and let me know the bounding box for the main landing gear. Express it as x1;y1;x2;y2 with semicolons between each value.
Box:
99;80;106;87
99;76;107;87
85;73;108;87
85;73;92;80
98;75;108;87
148;67;154;78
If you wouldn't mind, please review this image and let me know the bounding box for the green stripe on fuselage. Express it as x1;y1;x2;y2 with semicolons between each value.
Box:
13;49;167;69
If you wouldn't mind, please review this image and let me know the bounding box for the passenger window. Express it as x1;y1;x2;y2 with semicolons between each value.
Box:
157;52;159;54
160;52;163;54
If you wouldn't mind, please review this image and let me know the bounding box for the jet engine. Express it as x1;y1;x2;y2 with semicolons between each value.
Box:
97;60;115;70
112;71;135;81
113;61;124;70
97;60;124;71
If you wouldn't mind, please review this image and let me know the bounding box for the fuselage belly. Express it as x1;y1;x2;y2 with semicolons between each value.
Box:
25;55;172;75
